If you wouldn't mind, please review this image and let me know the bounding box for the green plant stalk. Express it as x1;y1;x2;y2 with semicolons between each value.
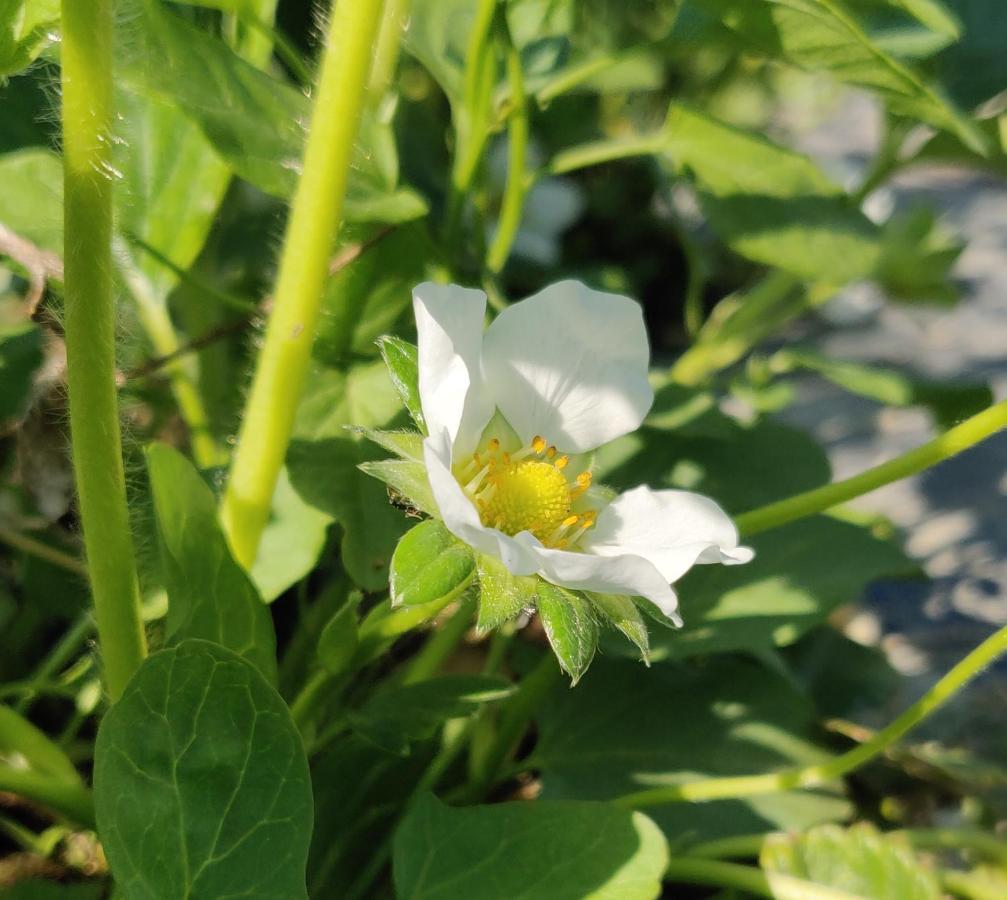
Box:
0;765;95;828
221;0;387;568
0;528;87;578
616;622;1007;809
486;32;529;275
736;400;1007;537
369;0;411;103
0;708;82;784
536;54;620;106
664;858;859;900
60;0;146;700
402;596;475;685
547;134;663;176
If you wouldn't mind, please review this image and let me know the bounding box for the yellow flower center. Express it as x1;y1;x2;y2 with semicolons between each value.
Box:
456;435;596;547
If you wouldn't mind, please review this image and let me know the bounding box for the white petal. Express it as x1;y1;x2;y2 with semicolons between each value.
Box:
532;545;682;624
482;280;653;453
413;282;494;451
583;485;754;584
422;430;540;575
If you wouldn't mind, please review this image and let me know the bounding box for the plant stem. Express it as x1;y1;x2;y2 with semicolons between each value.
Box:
221;0;387;568
0;528;87;578
616;623;1007;809
60;0;146;700
0;708;81;785
536;55;619;106
664;858;858;900
736;400;1007;537
547;135;663;176
402;597;474;685
486;28;529;275
369;0;411;104
0;765;95;827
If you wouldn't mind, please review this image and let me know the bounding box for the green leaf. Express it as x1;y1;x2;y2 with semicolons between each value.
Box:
536;582;599;685
475;552;538;632
663;105;882;283
935;0;1007;108
389;519;476;607
94;641;312;900
2;881;106;900
536;656;851;846
393;794;669;900
146;442;277;682
588;592;650;662
251;468;333;603
349;675;514;755
353;427;424;463
0;319;43;425
316;598;360;676
648;517;915;661
0;148;63;254
0;0;59;79
876;206;964;305
761;823;941;899
377;335;426;432
358;458;439;516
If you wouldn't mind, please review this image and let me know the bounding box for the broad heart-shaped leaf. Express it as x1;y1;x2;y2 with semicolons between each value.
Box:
761;823;941;899
536;582;599;685
680;0;984;153
646;517;916;662
389;519;476;607
0;1;59;79
93;640;313;900
535;655;851;847
475;552;538;631
287;360;412;590
146;443;277;682
662;105;882;284
377;336;426;432
349;675;514;755
394;795;668;900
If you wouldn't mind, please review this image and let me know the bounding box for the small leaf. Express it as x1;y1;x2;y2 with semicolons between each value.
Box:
377;335;425;432
351;427;424;463
349;675;514;754
588;592;650;662
475;553;538;632
393;794;669;900
94;640;313;900
146;443;277;682
536;583;599;684
761;823;942;899
359;458;439;516
316;597;360;677
389;520;475;607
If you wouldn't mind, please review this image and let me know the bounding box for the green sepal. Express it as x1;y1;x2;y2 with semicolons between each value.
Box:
632;595;681;630
350;426;424;462
377;335;425;432
587;592;650;664
536;582;599;685
359;458;438;516
389;519;476;607
474;553;538;632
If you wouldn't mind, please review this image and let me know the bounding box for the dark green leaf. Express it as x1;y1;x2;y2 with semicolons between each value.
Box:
761;823;941;899
389;519;476;607
2;881;106;900
393;794;668;900
588;592;650;662
94;640;313;900
0;319;43;425
316;598;360;676
935;0;1007;108
350;675;514;754
146;442;277;681
377;335;426;432
475;552;538;632
536;656;851;846
536;582;599;684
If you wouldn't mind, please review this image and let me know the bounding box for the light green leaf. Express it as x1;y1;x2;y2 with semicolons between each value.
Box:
475;552;538;632
94;640;313;900
536;582;599;685
393;794;669;900
0;319;42;425
146;442;277;682
875;205;964;305
251;468;333;603
588;592;650;662
761;823;942;899
0;148;63;253
0;0;59;78
389;519;475;608
349;675;514;755
536;656;851;846
377;335;426;432
353;428;424;463
358;458;439;516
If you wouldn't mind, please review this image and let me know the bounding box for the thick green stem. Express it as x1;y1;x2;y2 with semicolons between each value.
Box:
736;400;1007;537
0;765;95;827
60;0;146;700
221;0;387;568
486;31;529;275
616;623;1007;809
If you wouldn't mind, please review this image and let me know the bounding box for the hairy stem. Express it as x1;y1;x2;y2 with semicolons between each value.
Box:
736;400;1007;537
60;0;146;700
221;0;387;568
616;623;1007;809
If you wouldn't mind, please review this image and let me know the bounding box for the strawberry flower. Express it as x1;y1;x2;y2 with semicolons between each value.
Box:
412;280;753;625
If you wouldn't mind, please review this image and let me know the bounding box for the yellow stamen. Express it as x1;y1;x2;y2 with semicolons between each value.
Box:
532;435;546;453
554;455;569;470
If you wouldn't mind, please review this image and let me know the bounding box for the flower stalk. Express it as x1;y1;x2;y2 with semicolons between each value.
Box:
221;0;387;568
60;0;146;700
